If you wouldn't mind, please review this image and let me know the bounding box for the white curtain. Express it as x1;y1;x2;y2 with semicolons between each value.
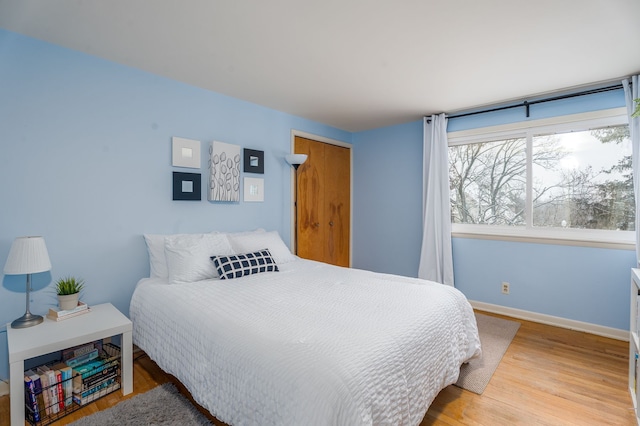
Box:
418;114;454;286
623;75;640;265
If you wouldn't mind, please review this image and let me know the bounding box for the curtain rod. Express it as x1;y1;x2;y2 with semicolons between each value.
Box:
429;83;625;122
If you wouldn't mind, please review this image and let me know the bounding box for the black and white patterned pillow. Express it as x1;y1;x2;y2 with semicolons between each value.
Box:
211;249;279;280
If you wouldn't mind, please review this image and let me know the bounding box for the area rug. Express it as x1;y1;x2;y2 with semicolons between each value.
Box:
455;313;520;394
68;383;212;426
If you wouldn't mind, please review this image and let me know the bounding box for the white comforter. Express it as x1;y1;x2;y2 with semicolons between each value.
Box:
130;259;480;426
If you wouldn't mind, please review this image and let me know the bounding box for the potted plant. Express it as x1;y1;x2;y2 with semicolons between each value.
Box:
55;276;84;311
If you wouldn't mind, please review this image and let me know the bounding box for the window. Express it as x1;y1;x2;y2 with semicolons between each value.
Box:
448;109;634;247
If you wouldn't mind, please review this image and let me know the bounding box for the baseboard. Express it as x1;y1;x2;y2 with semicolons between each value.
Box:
0;380;8;397
470;300;628;341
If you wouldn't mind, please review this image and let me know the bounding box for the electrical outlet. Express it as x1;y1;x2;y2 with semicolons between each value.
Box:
501;282;510;295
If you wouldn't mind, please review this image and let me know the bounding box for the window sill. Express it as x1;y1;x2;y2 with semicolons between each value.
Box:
451;225;635;250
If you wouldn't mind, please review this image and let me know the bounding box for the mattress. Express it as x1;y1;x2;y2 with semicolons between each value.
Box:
130;258;480;426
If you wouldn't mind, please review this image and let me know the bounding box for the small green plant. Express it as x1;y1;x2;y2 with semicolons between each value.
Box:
54;276;84;295
633;98;640;118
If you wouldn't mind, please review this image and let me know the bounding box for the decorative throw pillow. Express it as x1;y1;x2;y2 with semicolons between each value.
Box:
227;230;296;264
165;233;235;284
211;249;279;280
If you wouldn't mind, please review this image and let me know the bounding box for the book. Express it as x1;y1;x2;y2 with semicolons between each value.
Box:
66;348;99;368
72;379;119;406
47;307;90;322
76;363;119;391
60;366;73;406
36;368;51;415
45;369;59;414
62;340;103;363
25;370;45;422
36;365;60;414
24;374;40;422
55;370;65;411
48;301;89;318
72;357;115;386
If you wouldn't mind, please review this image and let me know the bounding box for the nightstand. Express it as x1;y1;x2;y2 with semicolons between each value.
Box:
7;303;133;426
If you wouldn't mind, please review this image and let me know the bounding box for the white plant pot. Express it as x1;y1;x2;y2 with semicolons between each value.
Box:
58;293;79;311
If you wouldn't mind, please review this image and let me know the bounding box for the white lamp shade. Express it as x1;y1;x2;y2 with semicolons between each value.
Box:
285;154;308;166
4;236;52;275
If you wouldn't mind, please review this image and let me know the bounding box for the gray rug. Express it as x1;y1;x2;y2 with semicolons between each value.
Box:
455;313;520;394
69;383;212;426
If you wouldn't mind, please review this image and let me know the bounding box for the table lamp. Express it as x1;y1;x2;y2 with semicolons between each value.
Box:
4;236;52;328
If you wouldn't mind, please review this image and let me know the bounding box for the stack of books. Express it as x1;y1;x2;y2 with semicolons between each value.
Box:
47;302;90;322
23;341;122;424
23;363;73;422
69;342;121;406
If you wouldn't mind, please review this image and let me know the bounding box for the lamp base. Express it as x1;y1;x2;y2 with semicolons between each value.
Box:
11;312;43;329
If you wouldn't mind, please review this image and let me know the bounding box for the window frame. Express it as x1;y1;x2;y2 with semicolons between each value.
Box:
447;107;634;250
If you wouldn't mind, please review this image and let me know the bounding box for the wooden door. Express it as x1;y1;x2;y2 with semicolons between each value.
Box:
294;136;350;267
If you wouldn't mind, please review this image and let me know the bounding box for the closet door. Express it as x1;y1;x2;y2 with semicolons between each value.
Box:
294;136;350;267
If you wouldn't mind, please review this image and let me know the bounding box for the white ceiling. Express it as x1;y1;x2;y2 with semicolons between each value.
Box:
1;0;639;132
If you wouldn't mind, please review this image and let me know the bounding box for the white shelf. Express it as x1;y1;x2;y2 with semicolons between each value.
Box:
629;269;640;425
7;303;133;426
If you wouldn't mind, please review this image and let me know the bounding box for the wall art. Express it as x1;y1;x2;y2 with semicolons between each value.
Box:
209;141;241;202
173;172;201;200
243;177;264;202
243;148;264;174
172;137;201;168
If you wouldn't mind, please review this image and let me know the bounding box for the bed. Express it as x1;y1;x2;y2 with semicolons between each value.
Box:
130;230;481;425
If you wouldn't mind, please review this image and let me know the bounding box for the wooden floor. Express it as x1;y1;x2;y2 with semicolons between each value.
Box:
1;310;636;425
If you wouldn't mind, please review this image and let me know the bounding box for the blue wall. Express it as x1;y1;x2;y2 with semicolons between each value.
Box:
352;86;636;333
0;30;350;380
453;239;635;327
352;121;423;275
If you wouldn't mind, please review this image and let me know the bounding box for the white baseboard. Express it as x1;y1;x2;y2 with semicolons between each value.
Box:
0;380;8;397
470;300;628;341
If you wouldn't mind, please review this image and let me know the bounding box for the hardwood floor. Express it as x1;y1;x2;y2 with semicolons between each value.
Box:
1;311;636;425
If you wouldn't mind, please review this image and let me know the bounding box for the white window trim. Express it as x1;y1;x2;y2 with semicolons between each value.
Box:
448;107;634;250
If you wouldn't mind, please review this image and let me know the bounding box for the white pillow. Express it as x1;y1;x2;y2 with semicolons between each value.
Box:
165;233;235;284
144;229;264;279
144;233;182;279
228;230;296;265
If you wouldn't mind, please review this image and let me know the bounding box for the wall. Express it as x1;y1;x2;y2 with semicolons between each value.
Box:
353;86;636;332
352;121;423;275
0;30;350;381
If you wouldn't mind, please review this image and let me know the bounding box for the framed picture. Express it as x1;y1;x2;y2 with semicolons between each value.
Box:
173;172;201;201
243;149;264;174
172;137;201;168
243;177;264;202
209;141;241;202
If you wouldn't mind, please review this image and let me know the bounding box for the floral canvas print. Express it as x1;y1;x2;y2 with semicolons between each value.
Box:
209;141;241;202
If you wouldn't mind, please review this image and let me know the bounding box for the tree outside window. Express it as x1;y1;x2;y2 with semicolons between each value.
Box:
449;124;634;232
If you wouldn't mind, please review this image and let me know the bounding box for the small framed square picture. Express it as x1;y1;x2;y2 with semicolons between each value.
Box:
243;149;264;174
173;172;201;200
244;177;264;202
172;137;201;168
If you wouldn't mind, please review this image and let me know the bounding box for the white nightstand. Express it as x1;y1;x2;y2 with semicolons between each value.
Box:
7;303;133;426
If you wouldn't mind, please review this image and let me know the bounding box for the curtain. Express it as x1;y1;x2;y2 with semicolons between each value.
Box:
418;114;454;286
623;75;640;265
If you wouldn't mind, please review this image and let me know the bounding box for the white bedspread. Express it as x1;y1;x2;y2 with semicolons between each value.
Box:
130;259;480;426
